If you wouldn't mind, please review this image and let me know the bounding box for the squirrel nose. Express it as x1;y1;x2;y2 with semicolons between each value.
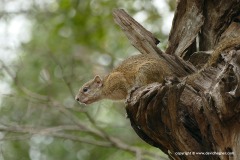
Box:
75;96;80;101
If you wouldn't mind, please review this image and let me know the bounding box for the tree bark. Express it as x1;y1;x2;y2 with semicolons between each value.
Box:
113;0;240;159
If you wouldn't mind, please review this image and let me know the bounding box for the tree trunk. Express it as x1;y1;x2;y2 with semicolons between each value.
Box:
113;0;240;159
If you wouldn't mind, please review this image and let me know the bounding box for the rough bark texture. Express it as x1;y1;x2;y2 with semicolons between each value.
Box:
113;0;240;159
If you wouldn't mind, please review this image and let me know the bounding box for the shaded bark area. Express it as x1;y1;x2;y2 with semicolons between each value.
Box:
113;0;240;159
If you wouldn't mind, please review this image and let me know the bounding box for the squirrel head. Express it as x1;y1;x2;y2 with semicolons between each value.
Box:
75;75;103;104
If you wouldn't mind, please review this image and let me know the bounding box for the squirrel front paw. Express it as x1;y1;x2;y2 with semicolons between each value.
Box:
125;86;140;105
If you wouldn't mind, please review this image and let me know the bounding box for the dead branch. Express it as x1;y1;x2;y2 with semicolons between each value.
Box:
113;9;163;55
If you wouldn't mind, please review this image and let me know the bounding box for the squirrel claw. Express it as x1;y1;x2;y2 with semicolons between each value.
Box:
125;86;140;105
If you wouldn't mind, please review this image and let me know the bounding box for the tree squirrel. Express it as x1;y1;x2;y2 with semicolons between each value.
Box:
75;54;173;104
75;37;240;104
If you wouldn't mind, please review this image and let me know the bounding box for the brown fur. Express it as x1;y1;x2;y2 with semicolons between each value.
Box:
75;54;173;104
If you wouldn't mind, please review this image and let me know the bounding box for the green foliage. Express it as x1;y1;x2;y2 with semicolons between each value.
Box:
0;0;174;159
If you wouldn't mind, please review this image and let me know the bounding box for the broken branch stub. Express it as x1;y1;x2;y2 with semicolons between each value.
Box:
113;9;163;56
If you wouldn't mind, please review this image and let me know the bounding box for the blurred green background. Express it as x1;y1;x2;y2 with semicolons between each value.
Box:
0;0;175;159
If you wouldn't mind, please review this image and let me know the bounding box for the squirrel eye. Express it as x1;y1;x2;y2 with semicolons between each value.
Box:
83;87;88;92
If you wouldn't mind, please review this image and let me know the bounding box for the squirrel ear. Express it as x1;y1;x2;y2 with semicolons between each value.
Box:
94;75;103;87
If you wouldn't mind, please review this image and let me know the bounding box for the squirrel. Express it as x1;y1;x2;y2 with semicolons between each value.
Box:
75;54;173;104
75;37;240;104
